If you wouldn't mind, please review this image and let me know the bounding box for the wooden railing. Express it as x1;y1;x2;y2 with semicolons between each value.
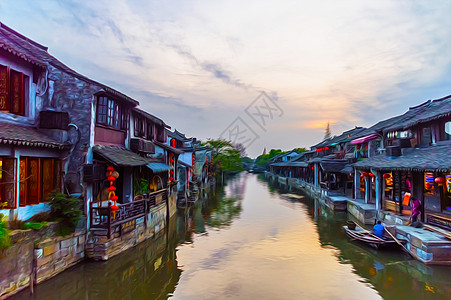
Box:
90;188;168;238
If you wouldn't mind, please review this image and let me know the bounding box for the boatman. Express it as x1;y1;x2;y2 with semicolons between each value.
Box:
373;220;385;239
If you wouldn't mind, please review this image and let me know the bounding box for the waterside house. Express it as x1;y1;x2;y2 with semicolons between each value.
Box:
267;94;451;264
0;22;212;298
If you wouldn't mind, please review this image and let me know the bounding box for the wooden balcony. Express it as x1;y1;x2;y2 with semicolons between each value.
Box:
90;188;168;238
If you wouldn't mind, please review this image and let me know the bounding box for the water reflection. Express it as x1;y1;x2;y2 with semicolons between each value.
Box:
268;178;451;300
11;173;451;300
12;217;181;300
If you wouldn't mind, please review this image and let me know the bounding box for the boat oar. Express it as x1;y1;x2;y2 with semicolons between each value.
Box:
354;223;385;242
384;227;415;259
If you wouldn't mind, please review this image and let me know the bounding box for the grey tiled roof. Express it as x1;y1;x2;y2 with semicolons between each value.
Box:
0;121;66;149
0;22;139;106
383;95;451;133
312;127;366;148
93;145;152;167
353;144;451;172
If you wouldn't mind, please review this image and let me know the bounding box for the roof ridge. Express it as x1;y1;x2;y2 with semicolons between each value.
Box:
431;94;451;103
409;100;431;110
0;22;48;51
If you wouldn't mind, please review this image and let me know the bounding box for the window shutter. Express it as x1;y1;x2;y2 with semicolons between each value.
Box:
10;70;24;115
27;158;40;204
0;65;9;110
41;158;54;202
1;158;17;209
19;158;27;206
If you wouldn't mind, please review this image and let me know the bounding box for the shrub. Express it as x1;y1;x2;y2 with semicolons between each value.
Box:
23;222;47;230
29;211;51;223
0;213;11;251
8;213;24;230
48;193;82;236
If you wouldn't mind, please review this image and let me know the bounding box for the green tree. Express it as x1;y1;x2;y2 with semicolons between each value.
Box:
293;147;307;153
255;149;283;168
202;139;243;173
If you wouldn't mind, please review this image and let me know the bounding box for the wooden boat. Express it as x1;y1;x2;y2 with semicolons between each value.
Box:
343;225;405;250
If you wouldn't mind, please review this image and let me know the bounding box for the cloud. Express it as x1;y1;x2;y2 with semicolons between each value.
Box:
1;0;450;156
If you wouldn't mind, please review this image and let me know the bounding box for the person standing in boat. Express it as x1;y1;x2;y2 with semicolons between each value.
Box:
373;220;385;238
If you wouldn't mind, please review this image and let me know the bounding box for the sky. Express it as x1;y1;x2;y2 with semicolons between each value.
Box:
1;0;450;157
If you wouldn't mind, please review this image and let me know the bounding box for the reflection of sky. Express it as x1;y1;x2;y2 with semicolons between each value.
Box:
2;1;451;156
174;174;381;299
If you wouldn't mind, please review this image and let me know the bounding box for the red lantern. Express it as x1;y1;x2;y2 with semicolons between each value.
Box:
110;205;119;211
425;183;433;189
435;177;445;184
368;173;375;178
108;186;116;192
361;172;368;177
107;166;114;172
111;195;118;201
108;176;116;182
383;173;391;179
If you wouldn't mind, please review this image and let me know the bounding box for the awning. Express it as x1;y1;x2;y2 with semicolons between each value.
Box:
320;160;348;173
93;145;150;167
340;165;354;174
146;162;172;173
154;141;183;155
271;161;309;167
351;133;378;145
178;160;193;169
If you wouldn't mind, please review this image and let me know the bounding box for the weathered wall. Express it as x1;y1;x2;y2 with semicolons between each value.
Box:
42;65;101;194
0;230;34;298
0;223;86;299
86;203;167;261
34;231;86;284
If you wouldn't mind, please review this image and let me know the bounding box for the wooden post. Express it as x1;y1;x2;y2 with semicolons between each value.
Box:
314;163;319;189
144;197;148;229
354;169;360;199
374;170;382;212
107;202;111;239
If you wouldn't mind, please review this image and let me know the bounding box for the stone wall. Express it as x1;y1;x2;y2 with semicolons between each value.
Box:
0;230;34;298
86;203;167;261
395;226;451;265
34;231;86;284
0;223;86;299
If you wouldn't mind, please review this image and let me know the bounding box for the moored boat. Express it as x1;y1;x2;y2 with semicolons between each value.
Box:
343;224;405;250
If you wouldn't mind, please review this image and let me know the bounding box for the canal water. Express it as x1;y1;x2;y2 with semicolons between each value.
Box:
11;173;451;300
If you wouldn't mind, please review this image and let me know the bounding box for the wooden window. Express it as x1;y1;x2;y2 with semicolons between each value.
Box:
41;159;54;201
96;96;126;130
19;157;61;206
107;99;114;126
134;116;139;137
0;64;26;115
0;65;10;110
443;121;451;141
147;122;154;140
0;157;17;209
97;96;108;124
